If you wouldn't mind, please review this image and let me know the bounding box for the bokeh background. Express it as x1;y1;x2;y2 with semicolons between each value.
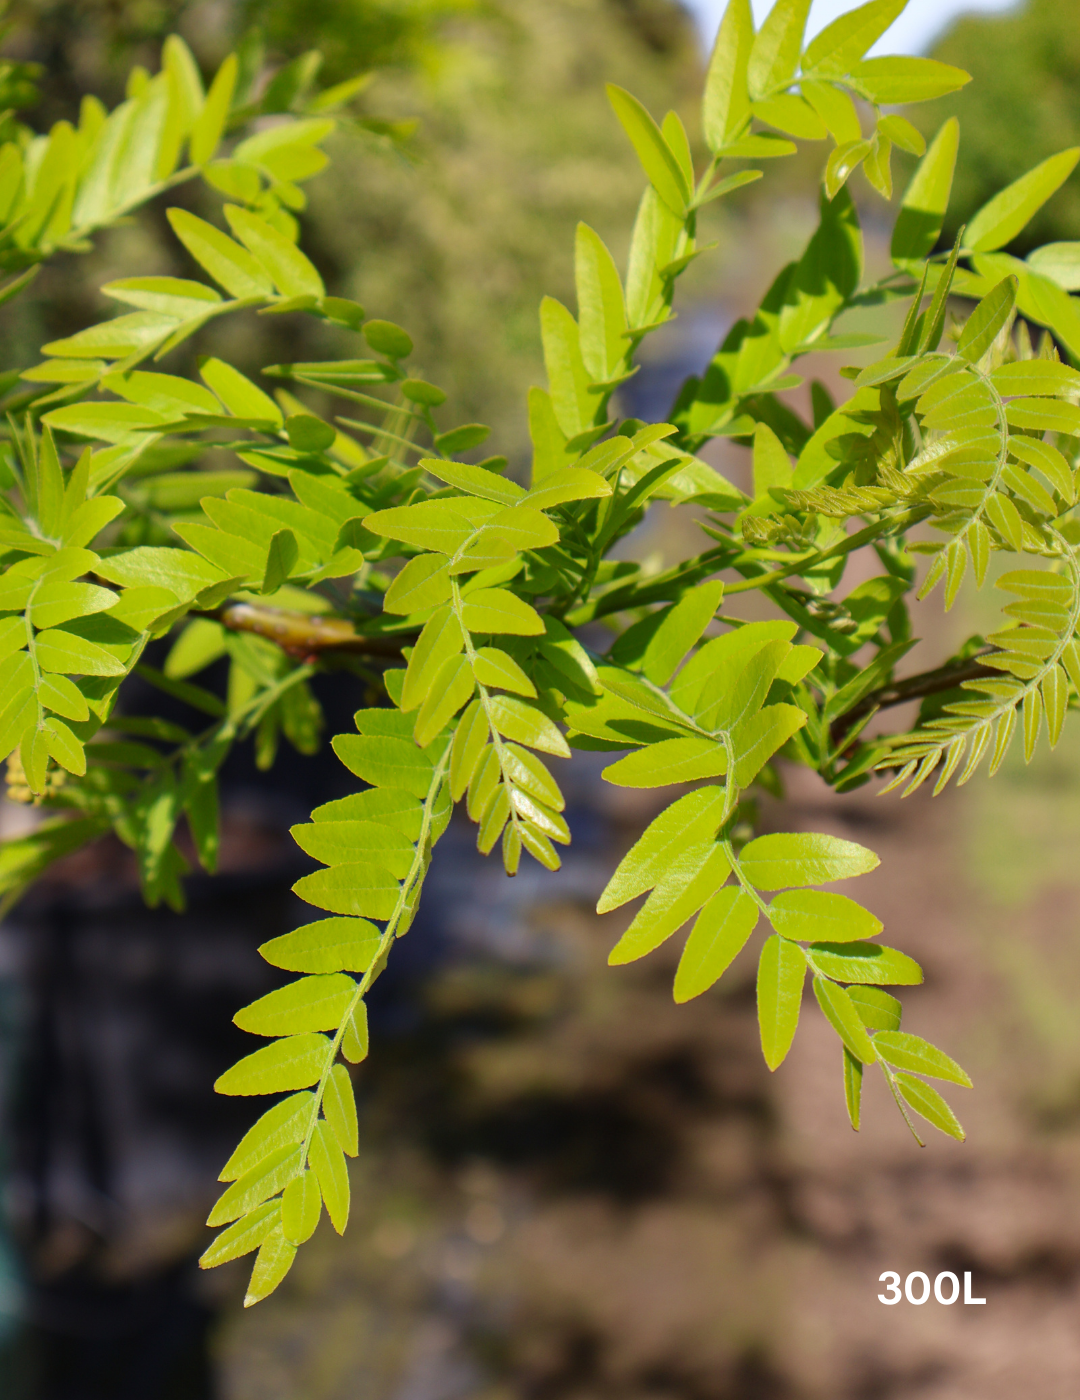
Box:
2;0;1080;1396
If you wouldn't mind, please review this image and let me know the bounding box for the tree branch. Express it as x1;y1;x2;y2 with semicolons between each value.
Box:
204;603;414;661
830;654;998;748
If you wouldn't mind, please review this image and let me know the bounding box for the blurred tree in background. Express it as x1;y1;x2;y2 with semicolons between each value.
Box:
922;0;1080;252
1;0;699;460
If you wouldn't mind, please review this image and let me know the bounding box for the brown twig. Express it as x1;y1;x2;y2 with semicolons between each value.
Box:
207;603;414;661
829;654;998;749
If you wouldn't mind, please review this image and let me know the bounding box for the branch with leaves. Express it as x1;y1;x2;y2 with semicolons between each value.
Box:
3;0;1080;1305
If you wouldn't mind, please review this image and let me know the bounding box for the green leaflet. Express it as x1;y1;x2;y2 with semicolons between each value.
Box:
461;589;545;637
813;978;877;1063
330;736;434;798
323;1063;359;1156
233;974;358;1037
207;1144;302;1226
892;1073;966;1142
806;941;923;985
802;0;906;76
200;1201;282;1269
310;1119;350;1234
673;886;758;1003
963;149;1080;254
259;918;382;974
292;862;401;920
244;1227;297;1306
640;580;725;685
220;1093;314;1180
607;843;731;966
214;1034;332;1096
873;1031;972;1086
311;789;423;839
738;833;879;890
291;820;415;875
606;85;689;217
602;736;727;788
747;0;811;102
702;0;752;151
766;890;882;943
598;787;726;911
891;118;958;267
757;934;806;1070
282;1171;322;1245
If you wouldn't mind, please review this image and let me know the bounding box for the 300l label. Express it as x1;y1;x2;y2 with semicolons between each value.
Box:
878;1271;986;1305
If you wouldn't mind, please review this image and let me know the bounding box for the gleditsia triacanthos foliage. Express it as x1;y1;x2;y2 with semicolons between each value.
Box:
3;0;1080;1303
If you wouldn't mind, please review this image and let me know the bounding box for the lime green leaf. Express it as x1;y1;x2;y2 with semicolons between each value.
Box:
215;1034;332;1095
747;0;811;101
963;150;1080;254
606;85;689;216
420;458;524;505
38;674;89;722
43;717;86;776
208;1144;301;1226
383;555;452;616
673;886;758;1002
341;1001;369;1065
806;941;922;985
166;208;274;298
292;863;400;920
309;1120;349;1234
757;933;806;1070
958;277;1017;363
323;1063;359;1157
258;918;381;975
813;978;877;1063
1027;242;1080;291
483;504;558;552
244;1226;296;1306
190;53;236;165
641;580;725;685
892;1073;965;1141
473;647;537;697
414;654;474;746
291;820;414;876
891;118;959;267
234;973;357;1037
461;588;545;636
330;734;434;798
364;502;477;554
802;0;906;76
35;628;127;677
878;114;924;157
731;703;806;789
363;320;413;358
220;1092;314;1180
29;581;117;630
767;889;881;942
739;832;879;890
311;788;423;839
576;223;628;384
199;356;282;425
847;56;970;105
843;1047;863;1130
524;467;611;511
702;0;752;150
800;80;862;145
199;1200;281;1269
225;204;325;298
751;94;825;140
1005;398;1080;435
991;360;1080;398
450;699;490;801
602;736;727;788
281;1170;321;1245
608;843;731;965
847;985;902;1032
486;695;570;757
598;786;725;911
873;1031;972;1085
